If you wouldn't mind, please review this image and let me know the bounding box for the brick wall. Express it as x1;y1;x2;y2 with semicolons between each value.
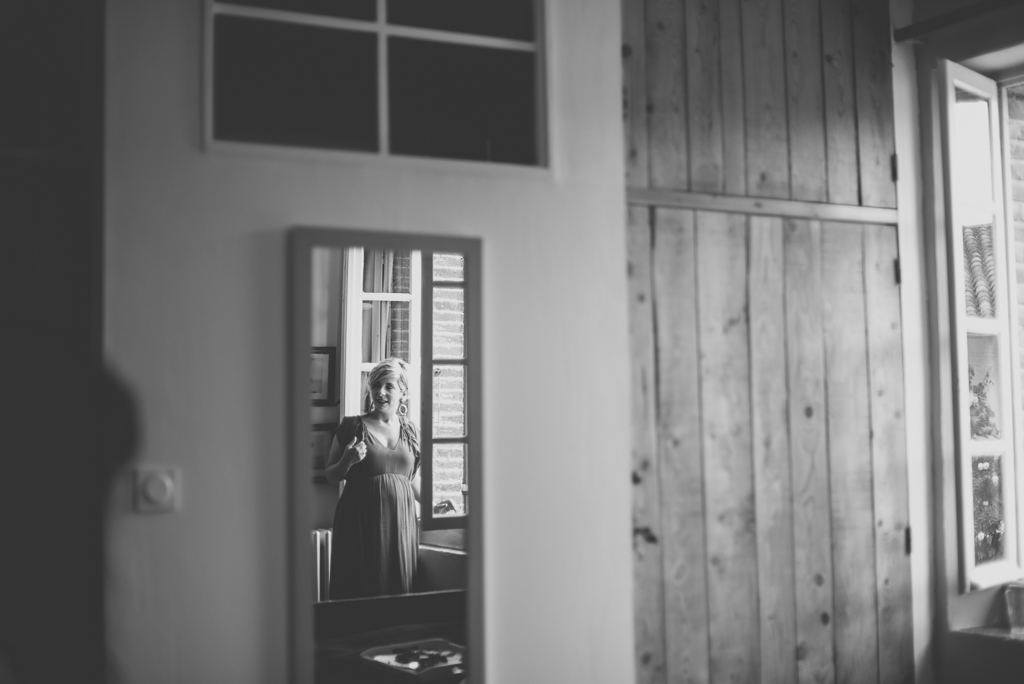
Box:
389;252;411;361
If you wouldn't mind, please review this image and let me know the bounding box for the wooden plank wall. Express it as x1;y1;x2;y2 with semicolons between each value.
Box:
622;0;896;208
628;209;913;684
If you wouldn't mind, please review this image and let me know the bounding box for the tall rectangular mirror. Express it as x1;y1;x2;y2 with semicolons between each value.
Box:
289;227;483;683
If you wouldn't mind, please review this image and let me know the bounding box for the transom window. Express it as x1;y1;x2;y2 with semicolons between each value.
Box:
207;0;545;166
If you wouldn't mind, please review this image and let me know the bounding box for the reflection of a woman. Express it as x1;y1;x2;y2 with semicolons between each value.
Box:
326;358;420;599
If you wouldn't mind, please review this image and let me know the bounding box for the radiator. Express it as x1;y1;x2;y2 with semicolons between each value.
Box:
312;528;332;602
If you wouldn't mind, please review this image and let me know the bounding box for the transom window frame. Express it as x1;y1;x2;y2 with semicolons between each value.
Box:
201;0;551;173
939;59;1024;591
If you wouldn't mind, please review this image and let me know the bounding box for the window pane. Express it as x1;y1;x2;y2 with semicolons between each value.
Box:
953;89;993;208
1011;84;1024;427
433;252;465;282
361;301;410;363
214;15;377;151
968;335;1003;440
219;0;376;21
433;288;465;359
973;454;1006;564
389;38;538;165
387;0;535;41
433;365;465;437
433;443;467;517
962;222;996;318
362;250;413;294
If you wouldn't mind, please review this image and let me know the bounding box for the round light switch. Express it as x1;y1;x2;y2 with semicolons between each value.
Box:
142;473;174;506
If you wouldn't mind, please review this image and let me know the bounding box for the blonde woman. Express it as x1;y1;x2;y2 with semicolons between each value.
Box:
325;357;420;599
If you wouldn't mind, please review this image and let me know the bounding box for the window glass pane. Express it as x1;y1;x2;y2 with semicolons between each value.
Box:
953;89;993;208
433;288;465;359
219;0;376;21
433;443;467;517
387;0;535;41
214;15;377;151
361;301;410;363
433;365;465;437
1010;84;1024;425
968;335;1003;440
433;252;465;282
363;250;412;294
962;222;996;318
389;38;538;165
973;454;1006;564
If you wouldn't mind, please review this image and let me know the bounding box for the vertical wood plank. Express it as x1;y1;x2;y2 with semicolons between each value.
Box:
784;219;837;684
741;0;790;198
629;206;666;684
653;208;711;684
864;224;913;684
852;0;896;208
686;0;724;193
647;0;689;189
783;0;827;202
821;222;879;684
821;0;859;205
749;216;798;684
624;0;651;188
719;0;747;195
697;211;759;684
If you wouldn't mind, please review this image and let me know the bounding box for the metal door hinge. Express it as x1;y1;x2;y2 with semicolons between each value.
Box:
894;258;901;286
905;526;912;555
891;153;899;182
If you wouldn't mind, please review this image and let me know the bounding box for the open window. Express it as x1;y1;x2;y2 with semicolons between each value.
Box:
336;247;470;531
939;60;1024;589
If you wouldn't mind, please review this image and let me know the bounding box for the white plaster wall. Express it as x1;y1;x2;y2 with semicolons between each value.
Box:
103;2;632;683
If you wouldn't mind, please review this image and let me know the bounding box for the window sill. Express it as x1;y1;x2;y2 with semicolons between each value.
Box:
970;560;1024;590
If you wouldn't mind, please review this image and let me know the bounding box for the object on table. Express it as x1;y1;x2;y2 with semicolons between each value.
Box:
360;638;466;680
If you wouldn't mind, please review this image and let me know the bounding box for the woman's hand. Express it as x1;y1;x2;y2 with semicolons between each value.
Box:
342;435;367;467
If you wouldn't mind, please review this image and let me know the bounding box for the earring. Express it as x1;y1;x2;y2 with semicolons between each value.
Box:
398;403;408;417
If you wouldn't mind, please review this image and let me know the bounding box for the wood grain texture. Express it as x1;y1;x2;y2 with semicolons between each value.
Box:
783;0;827;202
647;0;689;189
784;219;837;684
821;0;860;205
864;224;913;684
741;0;790;198
653;208;710;684
821;222;879;684
624;0;651;188
686;0;724;193
748;216;798;684
696;211;759;684
852;0;897;208
628;206;666;684
627;187;899;224
719;0;747;195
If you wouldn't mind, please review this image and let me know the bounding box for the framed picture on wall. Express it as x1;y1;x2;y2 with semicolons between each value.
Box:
310;346;338;406
311;423;335;483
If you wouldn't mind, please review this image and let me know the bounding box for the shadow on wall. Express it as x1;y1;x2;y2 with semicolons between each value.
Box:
0;324;138;684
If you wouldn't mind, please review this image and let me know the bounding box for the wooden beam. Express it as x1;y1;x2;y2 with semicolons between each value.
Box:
627;188;899;224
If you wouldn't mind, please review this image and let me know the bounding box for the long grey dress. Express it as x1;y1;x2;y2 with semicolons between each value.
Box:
328;415;419;599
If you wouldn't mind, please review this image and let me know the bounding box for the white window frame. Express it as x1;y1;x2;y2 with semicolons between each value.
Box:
202;0;549;171
940;59;1023;590
340;247;422;420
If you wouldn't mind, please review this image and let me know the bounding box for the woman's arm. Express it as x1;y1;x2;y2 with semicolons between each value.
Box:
411;470;421;503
